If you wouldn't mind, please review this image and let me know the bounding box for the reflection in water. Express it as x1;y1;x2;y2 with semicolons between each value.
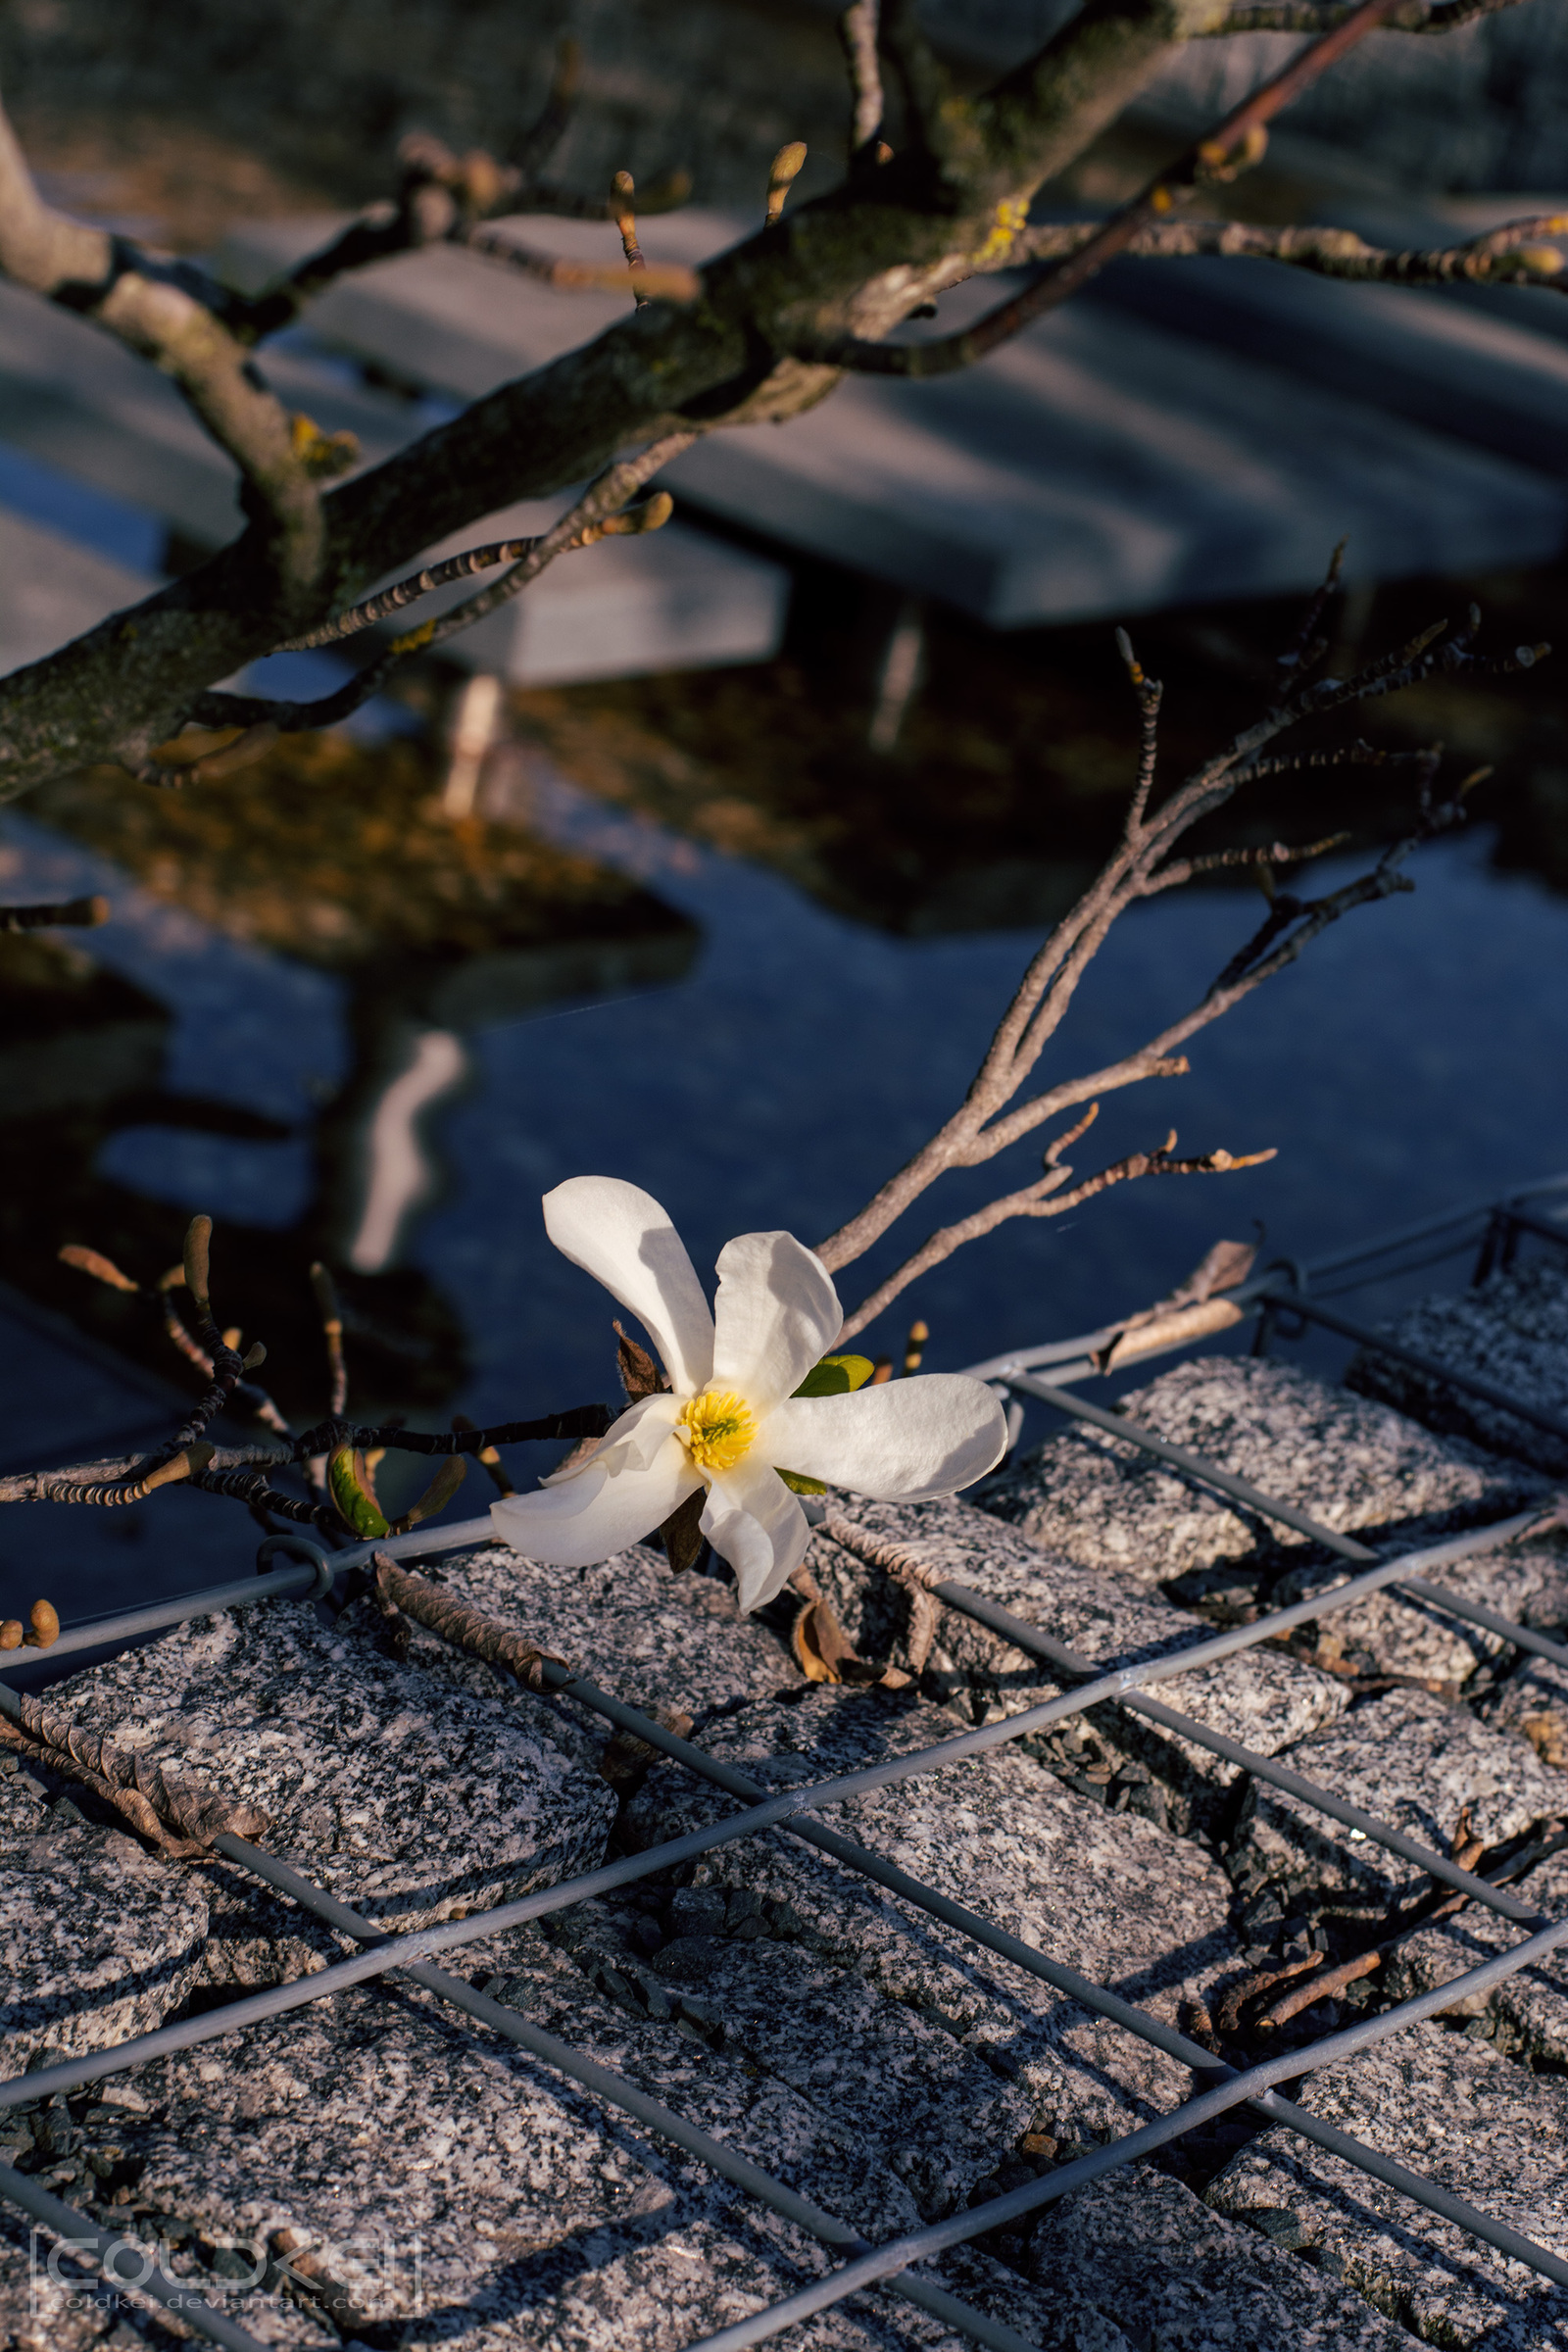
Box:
419;755;1568;1420
4;748;1568;1435
348;1028;467;1274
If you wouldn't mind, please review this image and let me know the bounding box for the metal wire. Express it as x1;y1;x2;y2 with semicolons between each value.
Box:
210;1837;1046;2352
679;1906;1568;2352
0;2159;271;2352
1258;1288;1568;1448
7;1179;1568;2346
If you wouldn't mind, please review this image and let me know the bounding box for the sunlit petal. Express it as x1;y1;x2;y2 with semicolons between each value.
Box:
491;1439;699;1565
700;1457;811;1612
711;1230;842;1413
543;1176;713;1395
763;1375;1006;1502
543;1392;682;1486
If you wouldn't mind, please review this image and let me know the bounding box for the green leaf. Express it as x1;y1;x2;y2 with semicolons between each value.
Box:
792;1353;875;1399
327;1445;388;1540
777;1468;828;1495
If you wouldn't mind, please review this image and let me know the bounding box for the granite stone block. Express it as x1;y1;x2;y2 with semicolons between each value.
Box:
0;1761;209;2080
1231;1686;1565;1905
1348;1257;1568;1475
807;1495;1348;1836
1027;2164;1417;2352
622;1685;1241;2145
1482;1643;1568;1770
1272;1529;1568;1693
56;1956;1080;2352
1206;2022;1568;2350
38;1593;616;1936
371;1538;797;1775
1380;1845;1568;2070
979;1355;1541;1600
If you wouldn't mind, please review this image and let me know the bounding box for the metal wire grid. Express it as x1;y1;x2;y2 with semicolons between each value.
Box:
1;1185;1567;2350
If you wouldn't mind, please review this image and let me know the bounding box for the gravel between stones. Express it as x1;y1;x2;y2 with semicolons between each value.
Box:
979;1354;1542;1602
1348;1256;1568;1476
1205;2021;1568;2349
805;1495;1348;1835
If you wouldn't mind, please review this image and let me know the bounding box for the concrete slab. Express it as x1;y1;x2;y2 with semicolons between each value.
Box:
218;209;1568;625
1206;2022;1568;2351
805;1495;1348;1838
41;1592;615;1933
1091;250;1568;483
1231;1685;1564;1906
977;1355;1541;1607
1348;1257;1568;1477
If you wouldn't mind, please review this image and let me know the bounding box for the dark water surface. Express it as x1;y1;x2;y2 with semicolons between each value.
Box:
10;757;1565;1425
2;751;1567;1630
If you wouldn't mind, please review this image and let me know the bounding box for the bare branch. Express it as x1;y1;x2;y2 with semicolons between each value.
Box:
837;1134;1275;1342
0;104;325;616
816;587;1548;1332
1001;211;1568;292
788;0;1418;377
183;433;695;737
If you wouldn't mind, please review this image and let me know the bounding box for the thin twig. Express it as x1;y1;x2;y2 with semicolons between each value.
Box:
789;0;1433;375
186;435;695;735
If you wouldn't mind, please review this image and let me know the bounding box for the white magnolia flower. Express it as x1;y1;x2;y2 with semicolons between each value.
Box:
491;1176;1008;1611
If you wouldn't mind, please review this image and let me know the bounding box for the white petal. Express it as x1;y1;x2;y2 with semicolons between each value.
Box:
700;1458;811;1612
711;1230;842;1413
543;1392;681;1486
491;1437;698;1566
763;1374;1007;1503
543;1176;713;1396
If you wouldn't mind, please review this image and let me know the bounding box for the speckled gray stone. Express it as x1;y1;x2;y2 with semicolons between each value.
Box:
0;1761;209;2081
979;1355;1541;1599
1272;1530;1568;1693
66;1951;1087;2352
807;1495;1348;1836
1381;1845;1568;2070
1205;2022;1568;2350
1026;2164;1415;2352
1231;1687;1565;1904
1348;1257;1568;1475
622;1685;1241;2145
39;1593;615;1936
1482;1645;1568;1772
369;1538;797;1775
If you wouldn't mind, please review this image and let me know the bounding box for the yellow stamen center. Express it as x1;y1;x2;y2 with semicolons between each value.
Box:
677;1390;757;1475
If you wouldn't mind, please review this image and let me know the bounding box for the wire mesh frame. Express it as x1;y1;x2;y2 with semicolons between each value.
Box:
3;1197;1568;2347
3;1500;1567;2352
